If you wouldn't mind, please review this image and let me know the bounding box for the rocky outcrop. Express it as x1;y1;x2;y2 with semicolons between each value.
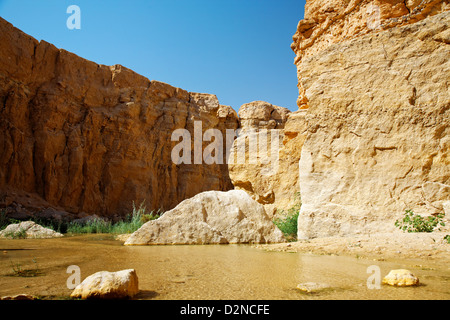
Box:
0;221;63;239
70;269;139;299
292;0;450;108
228;102;306;214
237;101;291;131
124;190;285;245
297;11;450;239
0;17;239;219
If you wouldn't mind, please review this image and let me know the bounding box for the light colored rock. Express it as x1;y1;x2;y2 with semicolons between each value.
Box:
382;269;419;287
238;101;291;131
124;190;285;245
70;269;139;299
229;103;307;213
291;0;450;108
0;221;63;239
0;17;239;220
297;11;450;239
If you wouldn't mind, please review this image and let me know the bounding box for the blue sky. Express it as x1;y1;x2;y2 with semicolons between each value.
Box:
0;0;305;111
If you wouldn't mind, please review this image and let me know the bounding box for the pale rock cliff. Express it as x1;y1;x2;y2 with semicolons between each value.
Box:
297;11;450;239
0;17;239;219
292;0;450;108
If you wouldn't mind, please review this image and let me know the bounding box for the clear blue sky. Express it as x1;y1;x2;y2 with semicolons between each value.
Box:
0;0;305;111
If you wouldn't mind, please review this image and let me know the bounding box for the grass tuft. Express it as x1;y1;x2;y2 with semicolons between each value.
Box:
66;201;161;235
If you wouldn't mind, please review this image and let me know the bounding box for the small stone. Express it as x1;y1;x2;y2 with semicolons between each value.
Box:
382;269;419;287
296;282;331;293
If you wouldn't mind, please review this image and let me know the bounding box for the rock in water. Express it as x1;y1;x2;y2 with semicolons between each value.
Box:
70;269;139;299
0;221;63;239
296;282;332;293
124;190;285;245
382;269;419;287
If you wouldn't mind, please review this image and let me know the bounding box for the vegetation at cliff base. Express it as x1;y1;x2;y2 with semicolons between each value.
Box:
395;209;445;233
0;202;161;236
273;193;301;242
66;202;160;235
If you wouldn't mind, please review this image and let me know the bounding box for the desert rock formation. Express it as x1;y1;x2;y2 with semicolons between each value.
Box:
292;0;450;108
296;10;450;239
0;17;239;220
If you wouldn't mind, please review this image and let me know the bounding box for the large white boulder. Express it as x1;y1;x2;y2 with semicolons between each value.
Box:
124;190;285;245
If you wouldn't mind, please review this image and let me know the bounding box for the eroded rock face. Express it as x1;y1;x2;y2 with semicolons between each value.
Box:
0;17;239;219
297;11;450;239
292;0;450;108
228;104;307;213
124;190;285;245
238;101;291;131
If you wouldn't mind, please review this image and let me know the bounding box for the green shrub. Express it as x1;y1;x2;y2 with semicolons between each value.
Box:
273;193;301;242
1;202;163;236
66;218;112;234
444;235;450;244
395;209;445;233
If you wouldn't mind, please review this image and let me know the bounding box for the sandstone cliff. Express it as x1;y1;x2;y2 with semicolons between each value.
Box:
228;102;306;215
0;17;239;219
296;10;450;239
292;0;450;108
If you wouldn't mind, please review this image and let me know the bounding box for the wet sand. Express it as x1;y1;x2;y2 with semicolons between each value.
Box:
1;234;449;300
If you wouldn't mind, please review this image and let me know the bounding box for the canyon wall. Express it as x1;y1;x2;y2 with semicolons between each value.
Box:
0;17;238;220
227;1;449;223
295;8;450;239
292;0;450;108
228;102;306;215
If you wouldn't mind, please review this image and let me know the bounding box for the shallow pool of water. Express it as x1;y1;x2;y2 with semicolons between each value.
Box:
1;235;449;300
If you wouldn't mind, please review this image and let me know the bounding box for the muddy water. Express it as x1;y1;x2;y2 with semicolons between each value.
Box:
0;235;449;300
